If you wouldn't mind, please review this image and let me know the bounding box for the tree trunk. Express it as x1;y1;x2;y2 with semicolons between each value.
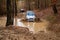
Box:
15;0;17;16
52;4;58;14
6;0;14;26
37;0;39;9
28;0;31;10
26;0;31;10
51;0;57;14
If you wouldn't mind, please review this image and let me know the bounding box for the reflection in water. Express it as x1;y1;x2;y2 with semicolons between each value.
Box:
14;18;35;32
14;18;49;33
27;21;35;32
16;18;26;27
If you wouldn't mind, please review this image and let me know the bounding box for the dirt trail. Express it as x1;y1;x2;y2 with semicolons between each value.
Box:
22;19;49;33
0;7;60;40
0;17;7;27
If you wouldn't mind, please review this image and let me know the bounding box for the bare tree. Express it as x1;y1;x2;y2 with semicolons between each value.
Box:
6;0;14;26
25;0;31;10
15;0;17;16
37;0;39;9
51;0;58;14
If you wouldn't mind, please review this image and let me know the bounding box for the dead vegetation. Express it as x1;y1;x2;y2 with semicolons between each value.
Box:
0;26;34;40
0;25;60;40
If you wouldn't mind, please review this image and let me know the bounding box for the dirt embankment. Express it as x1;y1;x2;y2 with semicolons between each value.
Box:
0;25;60;40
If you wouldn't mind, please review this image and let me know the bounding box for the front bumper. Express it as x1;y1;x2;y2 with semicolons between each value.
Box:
27;18;35;22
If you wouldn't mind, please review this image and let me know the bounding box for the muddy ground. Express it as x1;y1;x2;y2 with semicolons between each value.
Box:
0;7;60;40
0;25;60;40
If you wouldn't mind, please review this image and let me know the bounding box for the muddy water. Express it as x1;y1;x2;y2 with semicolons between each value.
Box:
0;16;49;33
22;20;49;33
16;13;50;33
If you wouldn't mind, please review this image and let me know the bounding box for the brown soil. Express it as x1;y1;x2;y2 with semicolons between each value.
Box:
0;7;60;40
0;26;60;40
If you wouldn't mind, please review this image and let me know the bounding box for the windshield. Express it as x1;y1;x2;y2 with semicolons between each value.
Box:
27;13;34;16
27;11;35;16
